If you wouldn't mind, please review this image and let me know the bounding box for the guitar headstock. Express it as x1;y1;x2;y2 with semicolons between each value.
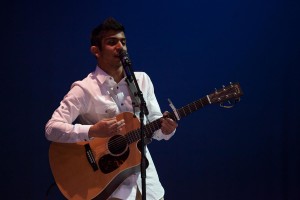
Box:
208;82;243;106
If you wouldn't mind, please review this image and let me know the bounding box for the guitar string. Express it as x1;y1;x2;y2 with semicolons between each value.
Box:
105;98;207;151
107;121;157;148
106;89;242;151
105;119;161;151
90;91;238;160
100;97;209;151
111;86;236;146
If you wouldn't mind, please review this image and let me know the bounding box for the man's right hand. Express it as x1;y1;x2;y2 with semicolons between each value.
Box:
88;117;125;138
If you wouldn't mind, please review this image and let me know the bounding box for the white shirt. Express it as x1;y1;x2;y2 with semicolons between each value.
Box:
45;66;175;200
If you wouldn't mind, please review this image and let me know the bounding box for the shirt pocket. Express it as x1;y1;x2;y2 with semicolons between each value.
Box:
94;103;118;119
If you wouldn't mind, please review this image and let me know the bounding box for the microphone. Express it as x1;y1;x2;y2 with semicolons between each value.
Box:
118;49;132;67
118;49;133;82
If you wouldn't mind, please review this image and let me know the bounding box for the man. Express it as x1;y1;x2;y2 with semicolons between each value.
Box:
45;17;177;200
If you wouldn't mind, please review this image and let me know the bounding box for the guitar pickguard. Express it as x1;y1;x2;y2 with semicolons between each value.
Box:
98;148;130;174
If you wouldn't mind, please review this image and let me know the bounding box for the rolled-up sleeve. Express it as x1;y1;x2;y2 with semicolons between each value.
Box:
45;86;91;143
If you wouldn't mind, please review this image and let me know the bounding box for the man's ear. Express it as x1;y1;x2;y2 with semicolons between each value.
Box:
90;46;100;57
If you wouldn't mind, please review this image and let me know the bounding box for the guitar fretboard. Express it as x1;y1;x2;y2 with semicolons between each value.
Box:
125;96;210;143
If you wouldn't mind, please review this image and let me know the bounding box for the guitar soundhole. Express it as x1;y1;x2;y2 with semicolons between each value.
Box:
98;148;130;174
108;135;128;155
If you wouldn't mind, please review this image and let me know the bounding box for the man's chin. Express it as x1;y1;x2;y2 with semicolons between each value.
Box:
112;62;123;69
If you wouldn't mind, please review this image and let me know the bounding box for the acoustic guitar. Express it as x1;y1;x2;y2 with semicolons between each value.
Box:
49;82;243;200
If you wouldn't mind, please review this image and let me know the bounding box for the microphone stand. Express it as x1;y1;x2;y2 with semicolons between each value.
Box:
120;50;149;200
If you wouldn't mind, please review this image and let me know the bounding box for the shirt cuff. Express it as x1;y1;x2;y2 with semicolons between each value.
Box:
153;129;176;141
74;124;93;141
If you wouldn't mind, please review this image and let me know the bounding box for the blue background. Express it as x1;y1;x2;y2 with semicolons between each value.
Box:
2;0;300;199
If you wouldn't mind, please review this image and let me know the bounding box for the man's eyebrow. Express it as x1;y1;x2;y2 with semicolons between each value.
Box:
104;36;126;40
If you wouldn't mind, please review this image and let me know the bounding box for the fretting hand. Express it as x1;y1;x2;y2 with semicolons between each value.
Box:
160;111;178;135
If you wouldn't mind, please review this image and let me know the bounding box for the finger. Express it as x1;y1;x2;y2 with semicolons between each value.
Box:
103;117;116;122
162;111;170;117
161;127;170;134
117;119;125;128
107;119;118;128
109;120;125;133
164;118;178;127
111;119;124;128
161;119;177;134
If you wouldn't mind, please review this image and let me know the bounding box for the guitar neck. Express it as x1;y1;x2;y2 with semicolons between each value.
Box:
125;82;243;143
125;96;210;143
171;95;210;120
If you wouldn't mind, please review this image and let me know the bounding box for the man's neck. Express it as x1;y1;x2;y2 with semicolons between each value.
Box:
99;65;124;83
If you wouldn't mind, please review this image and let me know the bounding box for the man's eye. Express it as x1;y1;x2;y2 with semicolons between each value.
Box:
105;38;126;46
107;39;117;45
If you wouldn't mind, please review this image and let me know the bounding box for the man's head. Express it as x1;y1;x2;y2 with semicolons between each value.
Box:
90;17;127;72
90;17;125;50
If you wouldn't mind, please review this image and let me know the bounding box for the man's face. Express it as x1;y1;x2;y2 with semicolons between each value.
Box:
98;31;127;68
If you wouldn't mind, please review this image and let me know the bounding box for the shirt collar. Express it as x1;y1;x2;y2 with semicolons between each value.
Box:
94;66;114;85
94;66;139;85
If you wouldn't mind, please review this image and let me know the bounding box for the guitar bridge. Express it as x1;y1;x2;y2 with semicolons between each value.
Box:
84;144;98;171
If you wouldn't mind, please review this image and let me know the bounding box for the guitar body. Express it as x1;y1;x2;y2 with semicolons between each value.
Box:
49;112;142;200
49;83;243;200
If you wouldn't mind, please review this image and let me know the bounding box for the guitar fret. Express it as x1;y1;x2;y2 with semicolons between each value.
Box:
152;120;160;132
125;133;130;143
187;104;192;113
191;104;196;112
123;83;241;141
200;98;207;106
145;124;153;138
192;101;198;111
134;130;140;141
126;131;133;143
130;131;136;142
137;130;141;140
183;107;189;116
179;107;186;117
148;122;156;133
199;98;204;108
132;131;137;142
131;131;136;143
126;134;130;143
189;104;195;112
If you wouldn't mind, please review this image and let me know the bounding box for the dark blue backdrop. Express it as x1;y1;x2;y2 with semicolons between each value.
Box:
2;0;300;199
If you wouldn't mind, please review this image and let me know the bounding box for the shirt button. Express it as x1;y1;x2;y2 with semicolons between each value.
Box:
121;103;124;106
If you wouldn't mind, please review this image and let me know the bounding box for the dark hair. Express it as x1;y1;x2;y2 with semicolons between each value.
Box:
90;17;125;47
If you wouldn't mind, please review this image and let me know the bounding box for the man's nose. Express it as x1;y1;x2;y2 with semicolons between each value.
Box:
116;41;124;49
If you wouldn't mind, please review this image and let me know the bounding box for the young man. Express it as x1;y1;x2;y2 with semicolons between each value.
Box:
45;17;177;200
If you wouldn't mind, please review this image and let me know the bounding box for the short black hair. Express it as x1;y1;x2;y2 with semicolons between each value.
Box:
90;17;125;47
